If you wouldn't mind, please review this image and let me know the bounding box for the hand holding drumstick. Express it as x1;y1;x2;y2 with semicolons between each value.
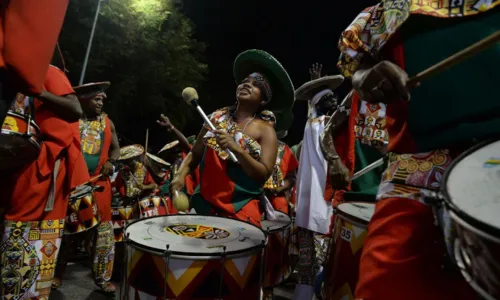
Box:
352;31;500;104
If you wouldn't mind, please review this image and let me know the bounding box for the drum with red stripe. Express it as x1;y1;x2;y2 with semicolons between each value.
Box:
65;185;100;235
123;215;266;299
137;195;170;218
112;205;135;242
262;211;292;288
323;202;374;300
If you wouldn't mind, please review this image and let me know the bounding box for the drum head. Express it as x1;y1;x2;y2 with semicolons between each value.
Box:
336;202;375;226
70;184;92;199
443;139;500;234
125;215;266;258
261;211;291;233
119;144;144;161
146;153;170;167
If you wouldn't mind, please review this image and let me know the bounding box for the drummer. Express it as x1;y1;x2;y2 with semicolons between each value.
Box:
170;49;294;227
293;63;343;300
263;113;298;215
54;82;120;293
157;115;200;197
115;145;158;201
0;65;89;300
334;1;499;299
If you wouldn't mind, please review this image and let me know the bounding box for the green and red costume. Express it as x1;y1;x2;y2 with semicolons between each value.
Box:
337;1;499;299
190;107;276;227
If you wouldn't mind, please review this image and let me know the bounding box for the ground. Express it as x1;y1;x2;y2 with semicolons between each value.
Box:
50;261;296;300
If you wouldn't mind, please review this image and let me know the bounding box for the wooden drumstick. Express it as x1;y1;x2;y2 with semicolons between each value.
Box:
144;128;149;155
72;174;103;191
407;30;500;87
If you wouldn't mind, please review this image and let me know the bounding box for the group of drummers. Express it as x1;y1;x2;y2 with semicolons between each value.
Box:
0;1;499;300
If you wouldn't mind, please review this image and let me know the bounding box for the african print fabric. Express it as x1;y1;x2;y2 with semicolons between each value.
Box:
203;107;276;161
125;162;147;198
354;100;388;153
1;219;64;300
337;0;500;77
263;141;286;190
79;114;107;175
377;149;455;203
296;228;329;286
92;221;115;284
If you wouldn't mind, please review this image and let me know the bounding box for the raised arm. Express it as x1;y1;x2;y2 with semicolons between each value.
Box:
170;126;208;192
157;114;191;152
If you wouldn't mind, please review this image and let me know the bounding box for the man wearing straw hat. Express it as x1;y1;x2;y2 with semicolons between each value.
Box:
293;63;344;300
171;49;294;227
0;65;89;300
334;1;499;299
54;82;121;293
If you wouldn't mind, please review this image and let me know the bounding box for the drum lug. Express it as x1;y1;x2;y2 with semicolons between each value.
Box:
218;246;227;300
163;244;172;299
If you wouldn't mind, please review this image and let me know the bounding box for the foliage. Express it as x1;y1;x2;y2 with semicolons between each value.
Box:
59;0;207;150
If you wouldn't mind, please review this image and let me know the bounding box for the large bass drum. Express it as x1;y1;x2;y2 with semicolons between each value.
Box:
442;138;500;300
122;215;267;300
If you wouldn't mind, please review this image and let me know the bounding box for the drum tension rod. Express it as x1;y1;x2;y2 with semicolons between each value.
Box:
218;246;227;300
164;244;171;300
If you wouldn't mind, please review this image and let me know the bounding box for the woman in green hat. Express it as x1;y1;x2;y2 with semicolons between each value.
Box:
170;49;294;227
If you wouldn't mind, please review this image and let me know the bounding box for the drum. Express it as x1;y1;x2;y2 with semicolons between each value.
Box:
323;202;375;300
112;205;135;242
0;111;42;170
137;195;170;218
442;139;500;300
262;211;292;288
123;215;266;300
65;185;100;235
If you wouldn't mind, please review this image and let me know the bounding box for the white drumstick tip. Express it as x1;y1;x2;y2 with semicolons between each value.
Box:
182;87;199;105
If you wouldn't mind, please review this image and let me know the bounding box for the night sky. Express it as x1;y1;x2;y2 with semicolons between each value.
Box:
180;0;377;145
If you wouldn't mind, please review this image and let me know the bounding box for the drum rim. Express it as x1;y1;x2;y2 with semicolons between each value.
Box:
70;185;93;200
261;212;292;234
334;201;374;228
5;111;42;130
124;214;268;259
0;129;42;148
441;137;500;239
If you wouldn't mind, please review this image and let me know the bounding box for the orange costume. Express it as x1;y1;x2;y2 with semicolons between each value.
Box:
0;65;89;299
0;1;69;95
337;1;499;299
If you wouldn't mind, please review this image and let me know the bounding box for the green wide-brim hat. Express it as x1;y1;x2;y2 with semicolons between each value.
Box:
274;108;294;134
233;50;294;113
73;81;111;99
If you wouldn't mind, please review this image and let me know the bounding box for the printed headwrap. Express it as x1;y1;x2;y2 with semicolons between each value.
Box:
248;72;272;103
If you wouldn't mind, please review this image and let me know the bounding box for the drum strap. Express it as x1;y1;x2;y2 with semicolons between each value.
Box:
44;158;61;212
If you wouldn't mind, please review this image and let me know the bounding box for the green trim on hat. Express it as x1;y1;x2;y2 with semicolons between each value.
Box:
233;50;294;113
274;108;293;133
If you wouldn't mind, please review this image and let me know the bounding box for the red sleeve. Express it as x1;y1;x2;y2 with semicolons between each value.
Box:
115;171;126;197
43;65;75;96
280;145;299;176
143;171;154;185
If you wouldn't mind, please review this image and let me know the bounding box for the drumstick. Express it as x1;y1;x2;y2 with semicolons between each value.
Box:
351;158;384;180
182;87;239;163
73;174;103;190
407;30;500;87
144;128;149;155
